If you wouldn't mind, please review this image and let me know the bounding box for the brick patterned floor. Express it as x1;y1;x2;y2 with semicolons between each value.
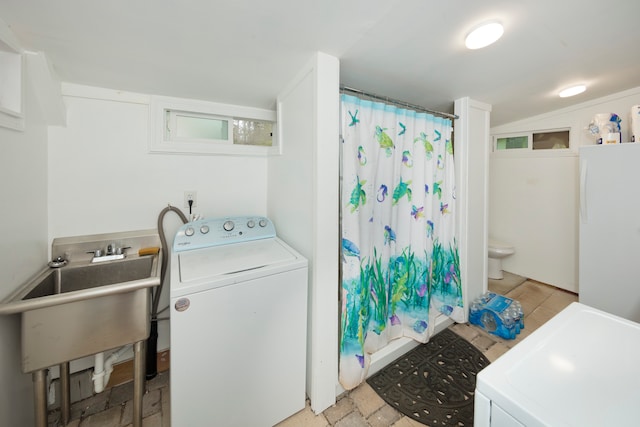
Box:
48;278;576;426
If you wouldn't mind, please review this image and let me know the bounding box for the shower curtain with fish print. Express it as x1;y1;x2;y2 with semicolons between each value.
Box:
339;94;464;390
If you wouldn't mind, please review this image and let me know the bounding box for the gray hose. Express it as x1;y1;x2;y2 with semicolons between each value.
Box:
147;204;188;379
153;205;188;318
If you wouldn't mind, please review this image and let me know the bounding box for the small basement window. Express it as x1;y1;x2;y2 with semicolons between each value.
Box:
532;130;569;150
496;135;528;150
166;110;232;144
233;118;274;146
150;96;278;156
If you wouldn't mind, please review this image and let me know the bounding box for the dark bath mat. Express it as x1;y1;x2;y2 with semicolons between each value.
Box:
366;328;490;426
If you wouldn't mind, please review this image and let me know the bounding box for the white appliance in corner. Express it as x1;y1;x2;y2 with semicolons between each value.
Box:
579;143;640;322
474;302;640;426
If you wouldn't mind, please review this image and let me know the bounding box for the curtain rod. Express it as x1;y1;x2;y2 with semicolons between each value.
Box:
340;85;459;120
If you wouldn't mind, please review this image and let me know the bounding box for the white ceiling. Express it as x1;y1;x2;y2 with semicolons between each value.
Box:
1;0;638;126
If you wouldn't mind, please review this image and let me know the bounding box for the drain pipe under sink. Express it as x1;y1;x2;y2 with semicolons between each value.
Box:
92;344;132;393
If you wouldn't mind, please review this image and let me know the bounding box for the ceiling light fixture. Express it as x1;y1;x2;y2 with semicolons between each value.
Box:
558;84;586;98
465;21;504;49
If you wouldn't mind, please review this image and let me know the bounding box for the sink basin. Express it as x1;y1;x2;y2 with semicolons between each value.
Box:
22;256;156;300
0;255;160;314
0;229;161;373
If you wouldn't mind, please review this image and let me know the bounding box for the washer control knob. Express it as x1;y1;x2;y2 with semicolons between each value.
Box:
247;220;255;228
259;219;267;228
223;220;235;232
200;225;210;234
185;227;195;237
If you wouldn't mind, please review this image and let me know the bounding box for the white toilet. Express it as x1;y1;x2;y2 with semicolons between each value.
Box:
488;239;515;280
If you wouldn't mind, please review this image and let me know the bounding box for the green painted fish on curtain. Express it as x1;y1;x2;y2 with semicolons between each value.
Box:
340;94;464;390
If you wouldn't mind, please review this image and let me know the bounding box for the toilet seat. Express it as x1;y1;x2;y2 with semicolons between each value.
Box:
488;239;515;256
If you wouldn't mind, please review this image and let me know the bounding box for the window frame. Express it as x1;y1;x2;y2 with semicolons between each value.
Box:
492;128;573;158
149;95;278;156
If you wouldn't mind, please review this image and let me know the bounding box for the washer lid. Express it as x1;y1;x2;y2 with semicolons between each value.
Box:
476;302;640;427
178;238;297;283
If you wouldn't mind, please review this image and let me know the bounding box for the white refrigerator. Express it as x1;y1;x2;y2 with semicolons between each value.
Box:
579;143;640;322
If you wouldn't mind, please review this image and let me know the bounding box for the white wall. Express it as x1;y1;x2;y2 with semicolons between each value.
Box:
48;84;269;238
489;155;578;291
269;52;340;414
490;86;640;292
47;84;269;370
0;76;48;427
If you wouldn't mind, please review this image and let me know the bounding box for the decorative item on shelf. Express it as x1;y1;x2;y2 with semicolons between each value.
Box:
587;113;622;144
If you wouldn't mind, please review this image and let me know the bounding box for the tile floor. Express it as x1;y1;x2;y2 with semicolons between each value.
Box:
48;275;577;426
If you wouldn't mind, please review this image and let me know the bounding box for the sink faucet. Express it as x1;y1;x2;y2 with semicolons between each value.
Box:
88;245;130;262
107;244;130;256
88;248;104;257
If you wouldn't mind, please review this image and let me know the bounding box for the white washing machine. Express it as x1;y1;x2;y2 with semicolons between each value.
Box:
170;216;308;427
474;302;640;427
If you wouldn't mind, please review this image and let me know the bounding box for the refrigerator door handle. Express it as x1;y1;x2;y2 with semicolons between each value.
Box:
580;160;588;223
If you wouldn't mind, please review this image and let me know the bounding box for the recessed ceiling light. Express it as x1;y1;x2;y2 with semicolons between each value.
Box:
465;22;504;49
558;85;586;98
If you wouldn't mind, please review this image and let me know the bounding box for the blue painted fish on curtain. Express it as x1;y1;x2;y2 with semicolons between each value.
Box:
340;94;464;390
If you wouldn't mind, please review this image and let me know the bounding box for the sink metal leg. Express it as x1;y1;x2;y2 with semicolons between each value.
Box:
133;340;146;427
32;369;48;427
60;362;71;425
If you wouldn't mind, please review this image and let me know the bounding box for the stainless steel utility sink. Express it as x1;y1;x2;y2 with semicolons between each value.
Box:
0;229;161;373
0;229;161;427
